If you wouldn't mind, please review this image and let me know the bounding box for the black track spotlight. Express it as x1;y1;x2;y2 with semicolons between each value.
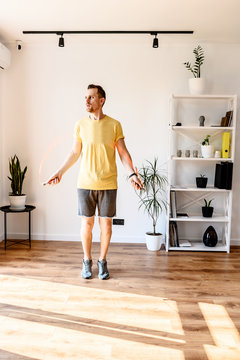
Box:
153;34;158;48
58;34;64;47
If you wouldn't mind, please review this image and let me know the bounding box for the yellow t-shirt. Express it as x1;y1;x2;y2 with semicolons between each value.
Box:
74;115;124;190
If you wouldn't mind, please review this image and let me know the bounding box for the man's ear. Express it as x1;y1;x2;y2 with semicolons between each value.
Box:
100;97;105;107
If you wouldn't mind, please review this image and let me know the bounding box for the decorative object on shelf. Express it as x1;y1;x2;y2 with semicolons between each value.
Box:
175;122;182;126
193;150;198;158
199;115;205;126
185;150;190;157
8;155;27;211
196;174;208;188
177;150;182;157
201;134;213;158
137;158;168;251
183;45;205;95
203;225;218;247
214;150;221;158
202;199;214;218
222;132;230;158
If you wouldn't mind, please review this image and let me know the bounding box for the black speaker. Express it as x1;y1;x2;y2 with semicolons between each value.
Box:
214;162;233;190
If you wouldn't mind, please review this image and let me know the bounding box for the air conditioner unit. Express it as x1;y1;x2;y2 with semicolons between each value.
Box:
0;42;11;70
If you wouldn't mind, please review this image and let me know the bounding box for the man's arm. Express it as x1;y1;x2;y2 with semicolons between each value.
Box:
47;139;82;185
116;138;143;190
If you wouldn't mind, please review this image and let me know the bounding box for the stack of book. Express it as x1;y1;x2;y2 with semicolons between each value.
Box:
169;191;179;247
220;110;233;127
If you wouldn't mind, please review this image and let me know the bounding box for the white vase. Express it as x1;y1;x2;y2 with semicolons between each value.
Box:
189;78;206;95
9;195;27;210
201;145;214;158
145;232;163;251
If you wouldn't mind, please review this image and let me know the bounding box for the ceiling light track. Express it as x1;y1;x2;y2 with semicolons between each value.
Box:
23;30;194;48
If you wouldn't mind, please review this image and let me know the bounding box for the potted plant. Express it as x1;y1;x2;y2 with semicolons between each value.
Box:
137;158;168;251
202;198;214;218
201;134;213;158
8;155;27;210
183;45;205;95
196;174;208;188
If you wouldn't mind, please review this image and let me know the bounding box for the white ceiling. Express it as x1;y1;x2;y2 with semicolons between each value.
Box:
0;0;240;45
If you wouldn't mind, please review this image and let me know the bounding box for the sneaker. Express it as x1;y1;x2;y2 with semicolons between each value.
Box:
81;259;93;279
97;259;110;280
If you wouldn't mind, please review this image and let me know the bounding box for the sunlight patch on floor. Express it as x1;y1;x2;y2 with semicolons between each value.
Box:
199;302;240;360
0;315;185;360
0;275;184;335
0;275;186;359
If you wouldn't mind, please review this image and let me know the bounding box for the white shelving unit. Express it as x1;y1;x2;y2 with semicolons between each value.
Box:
166;94;237;253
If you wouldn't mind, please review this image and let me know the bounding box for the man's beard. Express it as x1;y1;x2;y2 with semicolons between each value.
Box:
86;106;93;113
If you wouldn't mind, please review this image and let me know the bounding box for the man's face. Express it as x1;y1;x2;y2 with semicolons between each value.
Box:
85;88;104;113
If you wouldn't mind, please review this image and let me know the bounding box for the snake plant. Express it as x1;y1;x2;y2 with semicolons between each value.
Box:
8;155;27;195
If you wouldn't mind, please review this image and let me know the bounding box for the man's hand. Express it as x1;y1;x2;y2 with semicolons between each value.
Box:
129;167;144;191
44;171;63;186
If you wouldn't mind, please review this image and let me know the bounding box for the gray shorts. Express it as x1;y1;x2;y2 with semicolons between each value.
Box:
77;189;117;217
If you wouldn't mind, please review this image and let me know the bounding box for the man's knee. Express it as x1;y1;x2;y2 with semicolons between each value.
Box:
81;216;95;231
99;217;112;233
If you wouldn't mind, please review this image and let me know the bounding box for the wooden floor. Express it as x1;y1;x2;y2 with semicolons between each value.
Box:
0;241;240;360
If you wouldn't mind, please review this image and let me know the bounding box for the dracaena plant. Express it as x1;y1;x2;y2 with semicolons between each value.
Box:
184;45;204;78
137;158;168;235
8;155;27;195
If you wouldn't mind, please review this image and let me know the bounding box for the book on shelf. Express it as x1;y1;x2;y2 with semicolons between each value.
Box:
226;110;233;127
177;213;189;218
169;221;179;247
179;240;192;247
170;190;177;218
220;111;233;127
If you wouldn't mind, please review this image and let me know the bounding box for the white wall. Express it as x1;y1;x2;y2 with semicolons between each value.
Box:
0;71;5;241
1;38;240;244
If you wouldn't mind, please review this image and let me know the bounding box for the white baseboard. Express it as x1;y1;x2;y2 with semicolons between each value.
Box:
1;233;240;246
0;233;146;244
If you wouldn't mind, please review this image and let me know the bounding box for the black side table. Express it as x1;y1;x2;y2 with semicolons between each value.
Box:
0;205;36;250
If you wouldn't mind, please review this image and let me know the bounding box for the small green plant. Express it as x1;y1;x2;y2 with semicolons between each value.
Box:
202;134;210;146
203;199;213;207
8;155;27;195
200;174;206;178
137;158;168;235
183;45;204;78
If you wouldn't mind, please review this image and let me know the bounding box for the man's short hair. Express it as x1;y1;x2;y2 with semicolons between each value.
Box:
88;84;106;101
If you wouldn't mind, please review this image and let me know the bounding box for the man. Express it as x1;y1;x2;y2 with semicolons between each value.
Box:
48;84;143;280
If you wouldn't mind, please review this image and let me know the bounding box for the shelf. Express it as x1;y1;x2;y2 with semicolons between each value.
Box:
168;241;228;252
167;93;236;253
171;156;233;161
170;215;229;222
172;94;236;100
171;126;233;130
171;186;231;192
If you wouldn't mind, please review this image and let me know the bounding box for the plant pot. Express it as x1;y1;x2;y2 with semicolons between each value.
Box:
189;78;206;95
201;145;213;158
196;177;208;188
202;206;213;217
203;226;218;247
145;232;163;251
9;194;27;211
